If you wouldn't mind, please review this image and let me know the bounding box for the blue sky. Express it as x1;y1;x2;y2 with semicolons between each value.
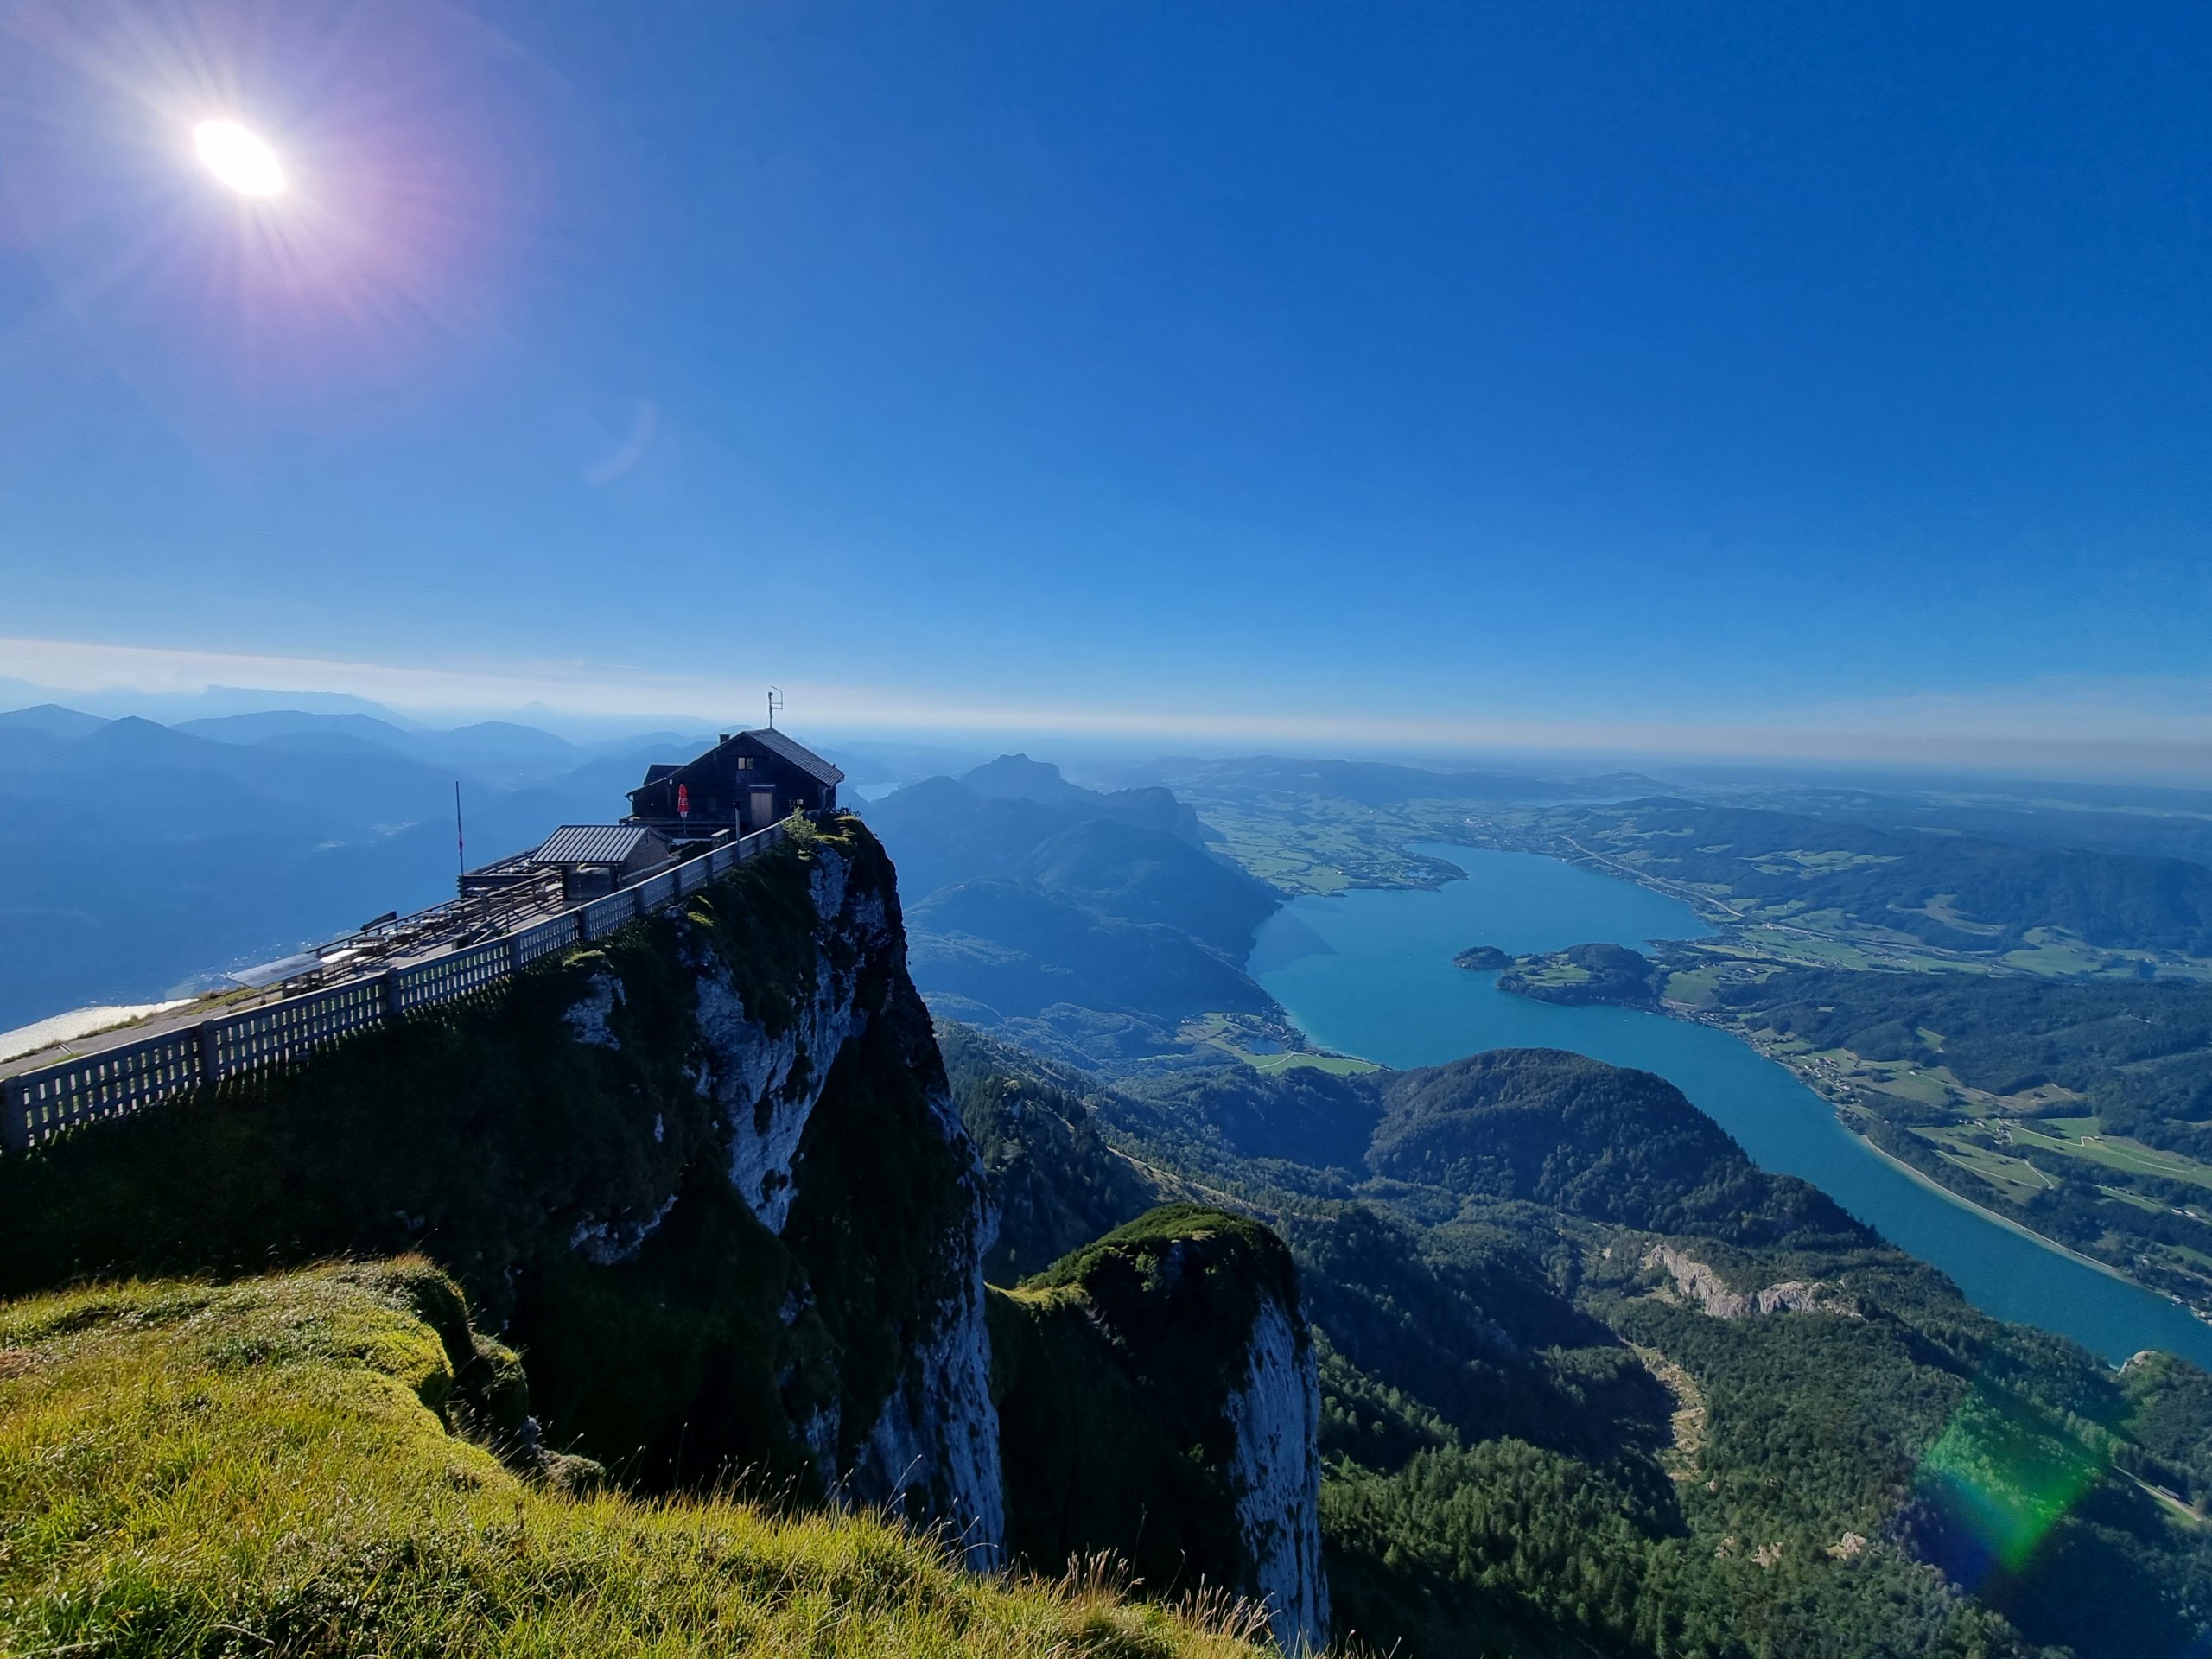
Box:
3;2;2209;770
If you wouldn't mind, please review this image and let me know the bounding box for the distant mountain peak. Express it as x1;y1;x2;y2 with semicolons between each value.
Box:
0;703;110;741
960;753;1095;804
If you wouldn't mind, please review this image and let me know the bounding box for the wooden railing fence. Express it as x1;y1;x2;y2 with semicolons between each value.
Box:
2;819;793;1152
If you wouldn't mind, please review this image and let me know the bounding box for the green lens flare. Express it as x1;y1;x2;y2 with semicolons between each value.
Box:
1915;1384;2105;1576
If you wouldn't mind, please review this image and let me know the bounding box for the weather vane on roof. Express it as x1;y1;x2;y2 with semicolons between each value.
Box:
766;687;784;730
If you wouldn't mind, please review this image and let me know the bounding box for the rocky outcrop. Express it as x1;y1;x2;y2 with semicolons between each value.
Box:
991;1205;1329;1651
686;849;890;1234
584;822;1007;1562
1644;1244;1857;1319
568;1192;677;1266
0;814;1007;1562
562;972;625;1049
1224;1292;1330;1654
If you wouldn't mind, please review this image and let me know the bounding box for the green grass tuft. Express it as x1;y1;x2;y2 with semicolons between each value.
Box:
0;1261;1280;1657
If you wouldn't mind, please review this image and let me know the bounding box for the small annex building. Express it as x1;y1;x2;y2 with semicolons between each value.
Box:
526;823;675;900
459;822;677;902
626;728;843;838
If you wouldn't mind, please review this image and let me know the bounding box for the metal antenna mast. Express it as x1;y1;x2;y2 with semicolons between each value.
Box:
766;687;784;729
454;781;465;876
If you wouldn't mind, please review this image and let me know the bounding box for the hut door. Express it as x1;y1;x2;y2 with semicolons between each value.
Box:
749;785;778;829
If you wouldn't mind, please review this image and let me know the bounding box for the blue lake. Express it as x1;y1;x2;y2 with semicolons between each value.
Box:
1249;842;2212;1370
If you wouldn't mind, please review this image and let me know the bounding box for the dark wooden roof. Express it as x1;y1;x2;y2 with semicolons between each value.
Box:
741;728;844;785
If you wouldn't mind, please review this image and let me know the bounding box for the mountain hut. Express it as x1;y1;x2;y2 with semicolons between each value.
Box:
626;728;843;839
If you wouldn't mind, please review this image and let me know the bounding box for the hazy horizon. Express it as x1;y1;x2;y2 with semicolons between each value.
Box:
6;3;2211;780
11;659;2212;796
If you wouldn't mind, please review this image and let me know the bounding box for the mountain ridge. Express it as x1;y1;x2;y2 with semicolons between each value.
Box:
0;816;1335;1644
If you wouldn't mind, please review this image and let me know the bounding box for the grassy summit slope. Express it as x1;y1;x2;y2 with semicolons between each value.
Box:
0;1256;1265;1659
0;1260;1269;1659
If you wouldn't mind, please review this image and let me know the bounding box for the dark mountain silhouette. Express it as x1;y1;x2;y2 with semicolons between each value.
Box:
0;706;706;1029
861;757;1280;1034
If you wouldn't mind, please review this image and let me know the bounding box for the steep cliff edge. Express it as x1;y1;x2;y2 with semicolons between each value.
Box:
0;1261;1271;1658
990;1205;1331;1655
0;817;1002;1557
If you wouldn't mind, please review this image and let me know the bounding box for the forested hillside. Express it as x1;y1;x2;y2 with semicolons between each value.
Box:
949;1027;2212;1657
1710;785;2212;875
1368;1050;1867;1248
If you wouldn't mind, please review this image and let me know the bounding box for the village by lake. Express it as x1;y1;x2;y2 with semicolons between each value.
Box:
1249;842;2212;1370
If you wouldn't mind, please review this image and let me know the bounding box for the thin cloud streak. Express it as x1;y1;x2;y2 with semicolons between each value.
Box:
4;634;2211;780
584;399;658;486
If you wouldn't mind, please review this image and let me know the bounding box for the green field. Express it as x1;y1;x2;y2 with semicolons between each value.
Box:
1999;932;2116;977
1508;962;1593;990
1914;1125;2058;1202
1185;800;1452;895
1867;1066;1958;1108
2004;1116;2212;1192
1179;1012;1382;1077
1244;1049;1382;1076
1660;966;1726;1006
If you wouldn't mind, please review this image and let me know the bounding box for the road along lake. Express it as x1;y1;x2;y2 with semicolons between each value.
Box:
1248;842;2212;1369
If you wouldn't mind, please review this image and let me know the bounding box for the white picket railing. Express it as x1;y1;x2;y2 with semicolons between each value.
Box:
1;818;800;1152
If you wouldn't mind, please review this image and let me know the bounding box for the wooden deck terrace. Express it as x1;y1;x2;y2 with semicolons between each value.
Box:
1;816;800;1153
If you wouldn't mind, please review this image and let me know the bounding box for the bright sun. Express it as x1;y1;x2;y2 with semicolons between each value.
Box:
193;119;285;197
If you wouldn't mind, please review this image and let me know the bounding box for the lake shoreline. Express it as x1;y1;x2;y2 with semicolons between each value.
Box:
1684;1005;2151;1274
1464;974;2155;1300
1250;841;2212;1368
1456;843;2197;1316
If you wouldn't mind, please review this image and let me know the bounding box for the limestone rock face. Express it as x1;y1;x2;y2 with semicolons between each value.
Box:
556;822;1005;1560
991;1205;1329;1651
1225;1292;1330;1654
1644;1243;1858;1320
851;1238;1006;1565
685;850;893;1235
